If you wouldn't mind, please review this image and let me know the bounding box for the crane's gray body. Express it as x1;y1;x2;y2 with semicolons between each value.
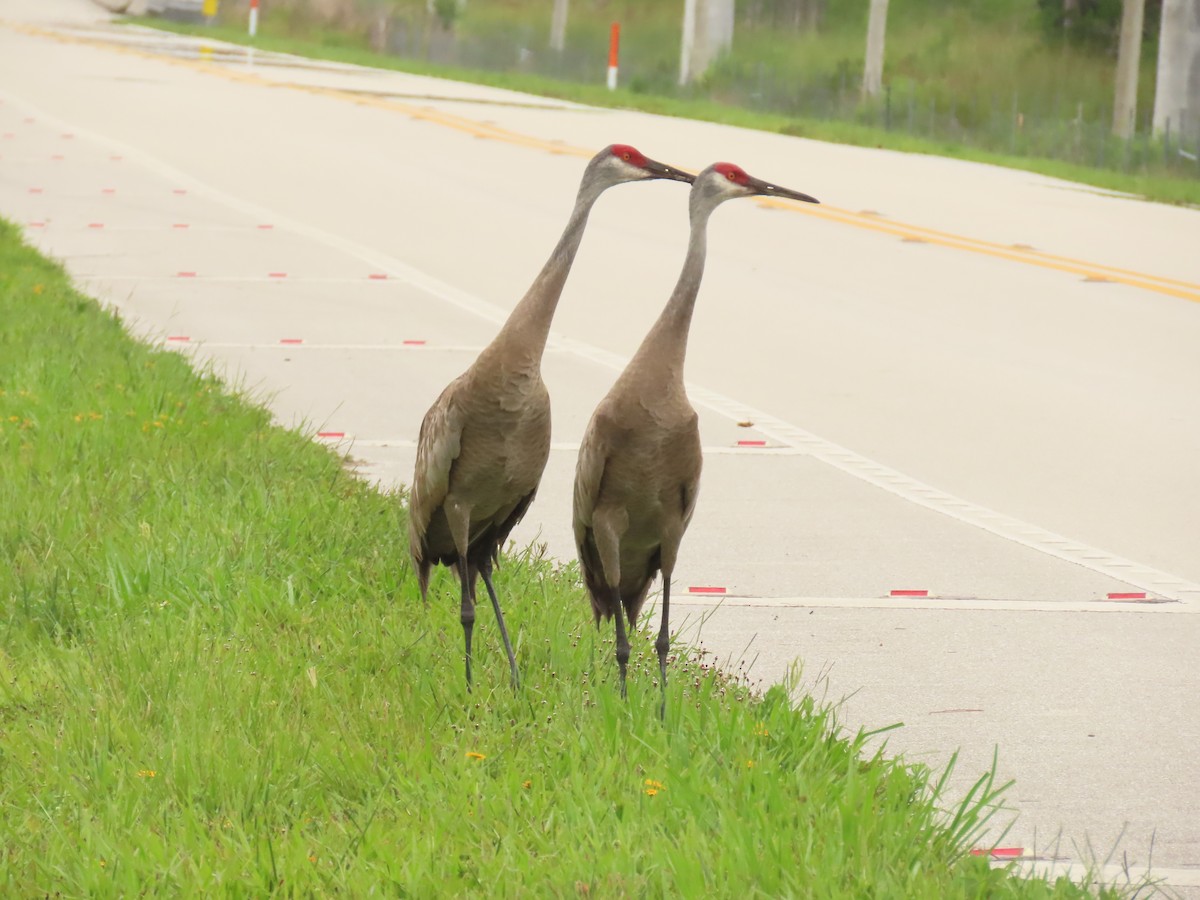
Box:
574;365;702;625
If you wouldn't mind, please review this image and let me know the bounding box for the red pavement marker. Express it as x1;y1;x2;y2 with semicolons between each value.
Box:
1105;592;1147;600
317;431;345;439
279;338;303;345
890;589;929;597
737;439;767;447
28;187;42;194
173;189;187;195
88;223;104;229
257;224;273;229
368;273;388;280
268;272;287;279
176;271;197;278
166;336;191;342
172;223;190;229
402;339;426;346
688;586;727;595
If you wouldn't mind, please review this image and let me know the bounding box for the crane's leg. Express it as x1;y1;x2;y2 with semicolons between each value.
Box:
611;587;630;700
655;577;672;721
457;558;475;691
479;558;520;689
445;501;475;691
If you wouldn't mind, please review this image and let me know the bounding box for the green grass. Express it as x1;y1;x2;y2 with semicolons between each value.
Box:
126;14;1200;207
0;219;1122;896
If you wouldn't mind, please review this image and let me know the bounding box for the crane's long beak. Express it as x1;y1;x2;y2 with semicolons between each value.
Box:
643;157;696;184
746;175;819;204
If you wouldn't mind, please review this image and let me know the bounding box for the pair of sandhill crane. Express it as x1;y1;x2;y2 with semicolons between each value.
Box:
409;144;818;713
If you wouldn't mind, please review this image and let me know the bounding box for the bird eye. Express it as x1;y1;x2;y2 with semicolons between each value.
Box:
726;171;737;181
622;152;631;161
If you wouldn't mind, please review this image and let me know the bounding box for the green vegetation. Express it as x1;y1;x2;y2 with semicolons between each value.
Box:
130;4;1200;206
0;220;1120;894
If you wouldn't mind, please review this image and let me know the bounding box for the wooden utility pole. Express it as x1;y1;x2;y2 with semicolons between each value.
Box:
679;0;734;86
1153;0;1200;141
862;0;889;99
1113;0;1146;138
550;0;568;52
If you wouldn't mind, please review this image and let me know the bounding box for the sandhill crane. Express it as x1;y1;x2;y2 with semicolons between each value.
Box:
409;145;694;691
573;162;819;715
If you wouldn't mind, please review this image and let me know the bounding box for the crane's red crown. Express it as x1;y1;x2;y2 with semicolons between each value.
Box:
609;144;648;167
713;162;749;184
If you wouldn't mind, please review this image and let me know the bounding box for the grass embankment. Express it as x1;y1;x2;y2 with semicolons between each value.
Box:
0;218;1111;896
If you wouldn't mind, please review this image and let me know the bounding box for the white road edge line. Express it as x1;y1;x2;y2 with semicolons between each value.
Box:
4;87;1196;606
673;595;1192;614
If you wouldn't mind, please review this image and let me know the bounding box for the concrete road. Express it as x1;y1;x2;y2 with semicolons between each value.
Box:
2;0;1198;891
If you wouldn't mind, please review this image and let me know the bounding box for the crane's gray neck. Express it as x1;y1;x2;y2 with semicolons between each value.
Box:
487;179;605;366
628;193;719;380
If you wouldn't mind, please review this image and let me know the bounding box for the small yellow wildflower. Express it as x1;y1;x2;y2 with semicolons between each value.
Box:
7;416;18;423
74;414;83;423
754;723;770;737
643;779;664;796
745;760;756;769
137;769;156;779
99;859;106;868
308;855;317;864
33;284;44;295
522;780;532;790
465;752;486;761
645;788;659;797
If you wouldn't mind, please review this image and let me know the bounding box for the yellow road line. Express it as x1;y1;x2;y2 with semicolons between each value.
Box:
7;19;1199;304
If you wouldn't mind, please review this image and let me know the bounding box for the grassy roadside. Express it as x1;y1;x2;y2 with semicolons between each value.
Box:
0;219;1118;896
127;16;1200;208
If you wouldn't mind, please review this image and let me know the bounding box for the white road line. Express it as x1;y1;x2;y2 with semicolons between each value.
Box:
337;437;805;456
6;88;1197;606
673;595;1191;614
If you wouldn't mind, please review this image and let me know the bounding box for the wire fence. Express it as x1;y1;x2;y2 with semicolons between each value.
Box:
184;1;1200;179
368;13;1200;178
